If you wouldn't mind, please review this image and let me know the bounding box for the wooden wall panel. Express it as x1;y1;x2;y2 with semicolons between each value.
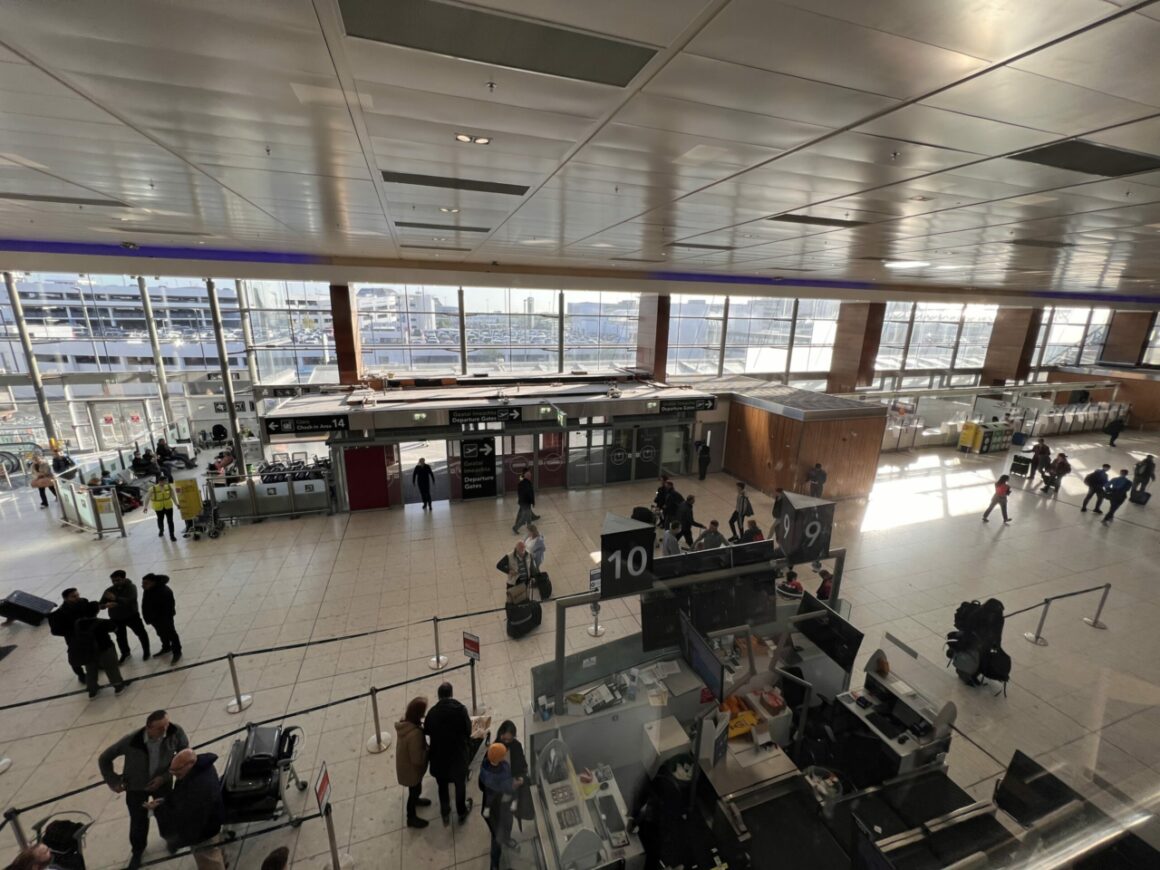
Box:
637;293;670;377
982;307;1041;385
724;402;885;499
329;283;361;385
827;302;885;392
1102;311;1154;365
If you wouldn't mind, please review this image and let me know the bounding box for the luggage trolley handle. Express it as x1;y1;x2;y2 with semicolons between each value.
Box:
278;725;309;803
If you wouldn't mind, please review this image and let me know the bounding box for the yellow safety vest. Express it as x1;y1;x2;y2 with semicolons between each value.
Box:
149;483;174;511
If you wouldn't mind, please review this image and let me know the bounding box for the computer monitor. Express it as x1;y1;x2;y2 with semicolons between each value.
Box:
690;580;739;635
731;539;776;567
796;593;864;674
737;574;779;627
679;610;725;701
640;590;690;652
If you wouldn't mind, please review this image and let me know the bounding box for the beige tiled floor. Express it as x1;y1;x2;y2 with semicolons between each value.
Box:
1;430;1159;868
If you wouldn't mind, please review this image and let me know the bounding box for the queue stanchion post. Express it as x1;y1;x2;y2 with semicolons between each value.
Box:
3;808;27;849
1083;583;1112;630
322;803;353;870
1023;599;1051;647
224;652;253;713
469;657;478;715
365;686;392;754
587;602;604;638
428;616;447;671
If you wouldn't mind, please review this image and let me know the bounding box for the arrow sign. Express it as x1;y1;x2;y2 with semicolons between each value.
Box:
450;406;524;424
659;396;717;414
480;442;493;456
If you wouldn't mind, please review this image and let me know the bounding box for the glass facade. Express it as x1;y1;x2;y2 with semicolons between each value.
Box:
1145;321;1160;365
790;298;840;373
873;301;997;388
356;284;460;374
669;294;726;375
1032;306;1110;371
563;291;639;371
723;295;794;375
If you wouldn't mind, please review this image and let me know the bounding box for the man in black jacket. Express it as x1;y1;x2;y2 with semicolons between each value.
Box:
99;710;189;870
424;682;474;825
513;469;539;534
676;494;705;548
101;570;151;663
153;750;225;870
142;574;182;663
413;457;436;510
48;588;99;683
73;616;126;697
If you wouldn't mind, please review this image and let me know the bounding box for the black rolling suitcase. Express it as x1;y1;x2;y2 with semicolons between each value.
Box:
506;600;542;638
0;591;56;626
1010;455;1031;477
631;506;655;526
1130;490;1151;505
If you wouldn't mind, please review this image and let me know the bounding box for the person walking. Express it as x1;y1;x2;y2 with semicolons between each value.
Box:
652;476;670;526
1101;469;1133;524
727;482;754;542
480;742;522;870
413;457;436;510
662;480;683;530
697;442;711;480
1040;453;1071;494
1106;416;1127;447
101;571;151;662
768;487;786;542
1132;455;1156;496
1029;438;1052;479
48;588;100;683
1081;464;1112;514
424;682;474;826
496;720;530;838
982;475;1012;523
73;615;127;697
513;469;539;534
99;710;189;870
524;524;546;571
660;522;682;556
29;457;57;509
395;696;432;828
694;520;728;549
676;494;704;548
141;574;182;663
144;474;177;541
807;463;827;498
153;749;225;870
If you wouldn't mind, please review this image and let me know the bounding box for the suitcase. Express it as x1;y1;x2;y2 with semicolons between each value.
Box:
631;506;655;526
534;572;552;600
0;591;56;626
505;600;542;638
1130;490;1151;505
1010;455;1032;477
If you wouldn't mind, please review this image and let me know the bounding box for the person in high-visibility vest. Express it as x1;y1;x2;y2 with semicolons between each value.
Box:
144;474;177;541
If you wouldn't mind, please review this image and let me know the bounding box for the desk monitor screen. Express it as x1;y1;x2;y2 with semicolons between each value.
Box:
679;610;725;701
640;590;690;652
796;592;863;674
731;539;777;567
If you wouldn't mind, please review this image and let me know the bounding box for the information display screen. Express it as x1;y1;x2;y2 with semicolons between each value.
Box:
680;611;725;701
796;593;863;674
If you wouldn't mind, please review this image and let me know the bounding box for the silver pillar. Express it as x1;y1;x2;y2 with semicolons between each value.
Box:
458;287;468;375
3;271;57;444
206;279;243;460
235;279;261;387
136;276;173;425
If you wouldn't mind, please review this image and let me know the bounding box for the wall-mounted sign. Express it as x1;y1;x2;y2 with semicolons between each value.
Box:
659;397;716;414
460;437;497;499
264;415;349;436
449;406;523;424
213;401;248;414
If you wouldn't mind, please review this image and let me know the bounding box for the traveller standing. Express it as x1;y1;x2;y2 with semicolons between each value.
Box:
676;494;704;548
1132;455;1156;496
48;588;100;683
653;476;670;525
153;749;225;870
30;457;57;509
981;475;1012;523
496;719;530;837
424;682;474;826
1101;469;1132;524
1106;416;1127;447
144;474;177;541
694;519;728;549
480;742;522;870
697;442;711;480
513;469;539;534
1029;438;1051;479
141;574;182;663
101;570;151;662
506;540;536;588
73;616;126;697
728;482;753;542
807;463;827;498
395;696;432;828
660;522;682;556
768;487;785;542
1081;464;1111;514
524;524;546;570
413;458;435;511
1040;453;1071;494
740;519;764;543
51;447;77;482
99;710;189;870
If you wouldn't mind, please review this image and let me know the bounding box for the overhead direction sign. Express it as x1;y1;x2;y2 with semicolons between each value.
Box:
449;406;523;424
659;396;717;414
263;415;349;436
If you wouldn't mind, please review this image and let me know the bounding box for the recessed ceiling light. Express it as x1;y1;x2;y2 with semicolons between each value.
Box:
474;136;491;145
519;238;555;245
455;133;491;145
455;133;473;143
909;195;932;202
591;242;614;248
883;260;930;269
440;207;460;214
934;265;964;270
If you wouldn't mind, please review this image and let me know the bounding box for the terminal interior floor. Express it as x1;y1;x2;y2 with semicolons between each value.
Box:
2;433;1160;869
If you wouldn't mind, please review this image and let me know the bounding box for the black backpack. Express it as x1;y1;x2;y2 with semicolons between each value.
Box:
981;647;1012;685
953;600;981;632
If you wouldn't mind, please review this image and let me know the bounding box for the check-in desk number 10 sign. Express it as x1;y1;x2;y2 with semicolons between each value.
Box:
775;491;835;564
599;513;656;600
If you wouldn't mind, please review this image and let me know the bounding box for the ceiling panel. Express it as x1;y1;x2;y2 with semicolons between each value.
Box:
456;0;714;47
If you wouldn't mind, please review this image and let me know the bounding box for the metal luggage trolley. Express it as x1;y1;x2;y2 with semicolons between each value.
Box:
219;723;308;839
31;811;95;870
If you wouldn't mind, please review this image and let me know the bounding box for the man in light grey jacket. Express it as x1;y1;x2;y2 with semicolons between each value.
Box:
99;710;189;870
660;521;682;556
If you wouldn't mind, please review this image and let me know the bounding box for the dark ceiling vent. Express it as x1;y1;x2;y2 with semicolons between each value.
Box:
396;221;491;233
0;192;127;207
382;171;528;197
340;0;655;87
1008;239;1074;249
666;242;734;251
1010;139;1160;177
400;243;472;252
769;214;869;229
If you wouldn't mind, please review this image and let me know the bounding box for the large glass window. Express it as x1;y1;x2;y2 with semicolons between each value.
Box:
245;280;333;383
905;302;962;370
1080;308;1110;364
790;298;840;372
723;296;793;375
955;305;998;368
875;302;913;371
563;291;640;371
669;295;725;374
463;287;558;373
356;284;461;374
875;300;996;378
1145;320;1160;365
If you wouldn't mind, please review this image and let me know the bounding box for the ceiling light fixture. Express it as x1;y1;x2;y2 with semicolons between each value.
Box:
455;133;491;145
519;238;556;245
909;195;932;202
440;207;460;214
455;133;472;143
883;260;930;269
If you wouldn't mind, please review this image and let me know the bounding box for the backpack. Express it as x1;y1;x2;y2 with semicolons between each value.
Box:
1083;471;1101;487
980;647;1012;686
742;495;754;517
953;600;981;632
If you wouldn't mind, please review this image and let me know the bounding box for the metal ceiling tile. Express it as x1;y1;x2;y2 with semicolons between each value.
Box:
854;105;1057;156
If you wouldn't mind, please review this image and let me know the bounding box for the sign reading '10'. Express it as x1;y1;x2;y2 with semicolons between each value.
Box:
600;524;656;600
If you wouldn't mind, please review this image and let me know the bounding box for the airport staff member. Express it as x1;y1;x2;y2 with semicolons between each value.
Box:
413;457;436;510
144;474;178;541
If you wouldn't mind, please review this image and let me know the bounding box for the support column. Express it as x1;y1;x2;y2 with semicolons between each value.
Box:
136;276;173;425
637;293;670;379
827;302;885;393
328;283;361;384
1101;310;1154;365
3;271;57;444
982;307;1042;385
206;279;243;460
458;287;467;375
235;280;262;387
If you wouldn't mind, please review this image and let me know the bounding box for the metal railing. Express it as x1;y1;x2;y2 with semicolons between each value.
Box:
1010;582;1112;647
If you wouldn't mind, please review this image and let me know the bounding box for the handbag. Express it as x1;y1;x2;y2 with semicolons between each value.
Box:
506;583;529;605
534;572;552;600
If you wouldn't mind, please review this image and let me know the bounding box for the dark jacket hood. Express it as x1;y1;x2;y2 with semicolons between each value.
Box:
146;574;171;586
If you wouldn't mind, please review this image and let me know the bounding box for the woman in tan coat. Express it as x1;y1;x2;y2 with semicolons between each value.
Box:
395;696;431;828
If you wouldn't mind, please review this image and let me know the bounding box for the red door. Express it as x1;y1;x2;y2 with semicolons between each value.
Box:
344;446;390;510
538;432;566;488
